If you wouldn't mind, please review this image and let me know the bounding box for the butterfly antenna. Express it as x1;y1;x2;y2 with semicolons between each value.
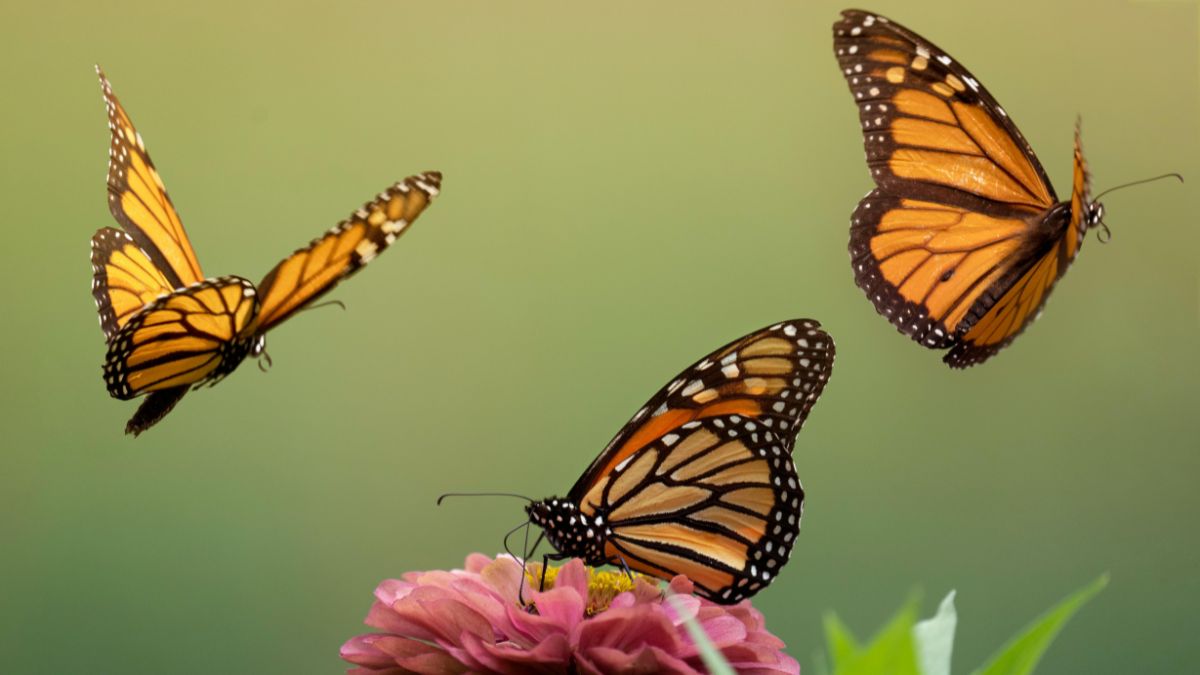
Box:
436;492;533;505
1093;173;1183;201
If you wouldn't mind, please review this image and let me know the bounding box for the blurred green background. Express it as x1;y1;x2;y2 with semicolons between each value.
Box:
1;0;1196;672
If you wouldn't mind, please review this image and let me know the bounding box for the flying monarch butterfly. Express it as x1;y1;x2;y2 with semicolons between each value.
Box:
90;67;442;435
833;10;1108;367
523;319;835;603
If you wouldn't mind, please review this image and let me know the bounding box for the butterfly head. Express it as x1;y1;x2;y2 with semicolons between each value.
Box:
1083;200;1110;243
1084;201;1105;229
249;334;277;373
526;497;607;562
250;334;267;357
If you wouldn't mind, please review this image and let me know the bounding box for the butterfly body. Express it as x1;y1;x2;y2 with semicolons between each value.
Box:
526;319;834;603
834;10;1104;367
90;67;441;434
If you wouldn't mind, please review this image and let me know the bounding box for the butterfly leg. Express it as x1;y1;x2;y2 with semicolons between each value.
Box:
517;551;569;615
539;552;570;591
615;555;634;583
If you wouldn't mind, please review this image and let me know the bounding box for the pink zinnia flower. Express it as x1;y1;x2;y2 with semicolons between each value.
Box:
341;554;800;675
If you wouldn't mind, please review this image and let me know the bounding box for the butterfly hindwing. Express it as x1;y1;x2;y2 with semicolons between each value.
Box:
248;172;442;335
586;413;804;603
849;189;1039;348
90;227;175;340
97;67;204;289
104;276;259;401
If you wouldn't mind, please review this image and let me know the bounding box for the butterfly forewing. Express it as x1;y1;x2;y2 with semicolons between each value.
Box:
569;319;834;502
248;172;442;335
97;67;204;289
104;276;259;400
833;10;1054;211
91;227;176;340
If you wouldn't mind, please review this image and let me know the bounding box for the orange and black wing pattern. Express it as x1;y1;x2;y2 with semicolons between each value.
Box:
581;412;804;602
946;129;1093;366
571;319;835;499
530;320;835;603
98;66;204;289
246;172;442;335
104;275;258;405
833;10;1093;367
90;227;175;340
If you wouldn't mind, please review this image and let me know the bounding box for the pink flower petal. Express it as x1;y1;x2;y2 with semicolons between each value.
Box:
693;614;748;646
366;635;468;674
553;559;591;597
339;635;396;668
573;605;682;653
478;555;525;602
464;553;494;574
342;555;797;674
461;631;572;674
346;667;407;675
576;645;703;675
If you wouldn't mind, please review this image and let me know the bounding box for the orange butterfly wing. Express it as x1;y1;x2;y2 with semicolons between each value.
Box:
104;276;259;399
946;131;1092;366
97;67;204;289
90;227;175;340
570;320;834;500
246;172;442;336
104;276;260;436
567;320;834;601
584;413;805;601
834;11;1095;367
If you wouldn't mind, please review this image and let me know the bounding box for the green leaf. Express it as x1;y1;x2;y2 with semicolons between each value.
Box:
664;592;736;675
830;595;922;675
824;611;861;667
913;590;957;675
971;574;1109;675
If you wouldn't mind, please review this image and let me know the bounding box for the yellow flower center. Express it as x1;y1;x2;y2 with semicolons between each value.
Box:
526;564;645;615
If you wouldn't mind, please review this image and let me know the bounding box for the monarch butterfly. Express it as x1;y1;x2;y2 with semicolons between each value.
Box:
524;320;835;603
833;10;1107;367
90;67;442;435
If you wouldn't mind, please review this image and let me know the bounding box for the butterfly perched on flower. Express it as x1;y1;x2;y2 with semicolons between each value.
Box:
833;10;1107;368
90;67;442;435
524;320;835;603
